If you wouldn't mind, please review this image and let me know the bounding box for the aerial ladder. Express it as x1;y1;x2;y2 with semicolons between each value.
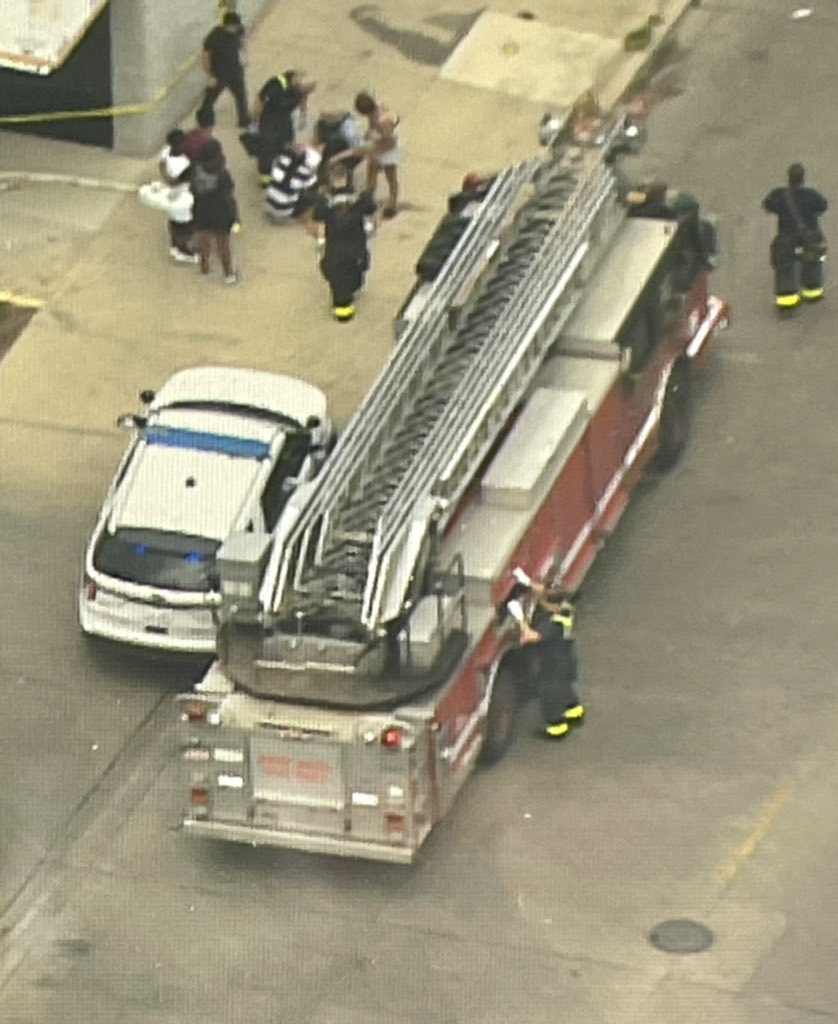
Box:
256;113;638;657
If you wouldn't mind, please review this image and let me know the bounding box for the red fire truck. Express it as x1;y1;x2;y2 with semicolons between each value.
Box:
178;112;729;863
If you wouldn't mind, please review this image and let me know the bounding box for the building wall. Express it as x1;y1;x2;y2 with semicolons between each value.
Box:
0;0;272;156
0;3;113;148
111;0;271;156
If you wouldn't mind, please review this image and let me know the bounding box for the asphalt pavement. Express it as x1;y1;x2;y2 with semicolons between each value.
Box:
20;2;838;1024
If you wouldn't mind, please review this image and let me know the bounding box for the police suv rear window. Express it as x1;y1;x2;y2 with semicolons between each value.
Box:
94;529;220;592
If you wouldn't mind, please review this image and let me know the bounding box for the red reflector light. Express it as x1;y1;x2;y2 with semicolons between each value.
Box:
380;727;403;751
384;813;405;833
190;787;209;806
83;576;97;601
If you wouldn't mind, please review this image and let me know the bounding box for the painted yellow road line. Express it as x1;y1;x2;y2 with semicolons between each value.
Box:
0;291;45;310
717;779;793;889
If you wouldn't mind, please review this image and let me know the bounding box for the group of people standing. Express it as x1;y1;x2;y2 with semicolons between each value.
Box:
156;117;239;285
151;8;401;316
200;13;401;216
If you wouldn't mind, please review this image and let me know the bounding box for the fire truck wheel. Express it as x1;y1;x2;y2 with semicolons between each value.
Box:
654;361;692;471
480;667;520;765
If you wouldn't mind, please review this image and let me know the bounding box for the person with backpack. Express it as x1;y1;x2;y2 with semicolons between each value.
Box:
310;163;377;322
251;70;317;186
190;140;240;285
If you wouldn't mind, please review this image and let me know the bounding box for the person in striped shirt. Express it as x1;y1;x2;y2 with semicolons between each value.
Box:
264;143;322;223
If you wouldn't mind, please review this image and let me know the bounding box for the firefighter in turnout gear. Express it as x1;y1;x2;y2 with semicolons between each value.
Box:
763;162;828;310
514;577;585;738
311;163;377;322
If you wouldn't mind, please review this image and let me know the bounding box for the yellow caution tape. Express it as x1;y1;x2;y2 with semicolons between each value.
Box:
0;290;45;309
0;50;200;125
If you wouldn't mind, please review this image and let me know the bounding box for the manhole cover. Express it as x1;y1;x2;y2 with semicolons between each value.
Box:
649;918;714;954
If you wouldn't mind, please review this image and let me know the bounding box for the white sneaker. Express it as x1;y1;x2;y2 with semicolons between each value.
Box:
224;272;239;286
169;247;199;264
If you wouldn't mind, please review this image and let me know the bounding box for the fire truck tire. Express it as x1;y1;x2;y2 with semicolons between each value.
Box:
654;361;692;471
479;666;520;765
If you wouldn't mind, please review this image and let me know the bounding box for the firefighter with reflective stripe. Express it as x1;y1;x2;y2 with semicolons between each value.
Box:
517;581;585;738
311;163;377;322
763;162;828;310
252;70;317;184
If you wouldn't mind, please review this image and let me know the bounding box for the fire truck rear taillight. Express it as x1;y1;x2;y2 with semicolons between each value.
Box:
184;701;210;722
190;786;210;808
83;576;97;601
381;727;404;751
385;813;405;834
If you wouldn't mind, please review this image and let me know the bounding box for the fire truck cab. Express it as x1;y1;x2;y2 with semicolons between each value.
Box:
178;112;728;863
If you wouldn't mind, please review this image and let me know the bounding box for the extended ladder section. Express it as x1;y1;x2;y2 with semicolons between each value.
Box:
265;120;630;634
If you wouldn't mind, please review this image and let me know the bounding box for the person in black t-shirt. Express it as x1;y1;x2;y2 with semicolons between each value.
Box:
252;70;317;184
763;162;828;309
190;140;240;285
199;11;249;128
311;163;377;322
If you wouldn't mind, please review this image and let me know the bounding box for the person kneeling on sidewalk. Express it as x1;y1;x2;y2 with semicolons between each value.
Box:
310;163;377;322
264;143;321;224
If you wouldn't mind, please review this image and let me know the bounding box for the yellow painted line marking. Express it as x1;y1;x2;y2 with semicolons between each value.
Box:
717;780;793;889
0;291;45;310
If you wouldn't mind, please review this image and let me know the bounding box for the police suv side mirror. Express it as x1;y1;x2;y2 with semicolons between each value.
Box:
116;413;147;429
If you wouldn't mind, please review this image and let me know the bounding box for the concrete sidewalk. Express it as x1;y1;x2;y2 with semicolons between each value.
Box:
0;0;695;438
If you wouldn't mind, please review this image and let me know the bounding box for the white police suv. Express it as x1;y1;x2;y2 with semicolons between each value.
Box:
79;366;333;653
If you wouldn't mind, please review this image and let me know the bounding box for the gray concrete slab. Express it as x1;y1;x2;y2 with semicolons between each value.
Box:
440;11;623;108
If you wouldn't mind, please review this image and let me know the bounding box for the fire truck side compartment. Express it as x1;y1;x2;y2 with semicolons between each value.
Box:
557;217;674;357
